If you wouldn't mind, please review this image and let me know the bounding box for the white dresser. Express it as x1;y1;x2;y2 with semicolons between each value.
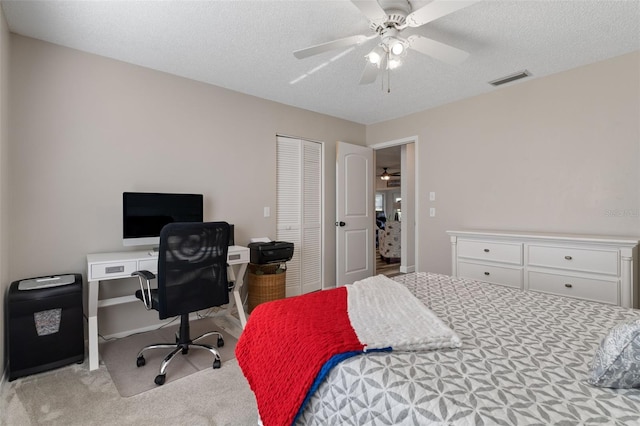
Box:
447;230;639;308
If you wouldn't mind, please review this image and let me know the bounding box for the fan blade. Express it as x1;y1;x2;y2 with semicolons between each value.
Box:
294;34;374;59
351;0;388;24
408;35;469;65
359;61;379;85
406;0;481;28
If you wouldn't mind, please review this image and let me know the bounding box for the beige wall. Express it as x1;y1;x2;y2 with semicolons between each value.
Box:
0;6;9;379
368;52;640;275
8;35;365;335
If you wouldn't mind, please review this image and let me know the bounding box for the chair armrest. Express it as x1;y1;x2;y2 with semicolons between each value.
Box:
131;270;156;310
132;270;155;280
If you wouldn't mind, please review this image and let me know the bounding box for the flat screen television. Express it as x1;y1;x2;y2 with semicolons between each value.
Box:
122;192;203;247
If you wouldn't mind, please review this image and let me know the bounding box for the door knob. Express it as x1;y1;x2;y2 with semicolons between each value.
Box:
335;221;346;227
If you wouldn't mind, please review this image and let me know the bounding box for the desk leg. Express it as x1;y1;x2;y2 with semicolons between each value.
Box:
233;263;248;328
222;263;248;329
88;280;100;371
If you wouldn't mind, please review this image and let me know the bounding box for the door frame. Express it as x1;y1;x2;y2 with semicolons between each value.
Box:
371;136;418;274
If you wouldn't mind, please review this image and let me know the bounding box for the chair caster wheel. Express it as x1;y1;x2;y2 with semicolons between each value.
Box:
136;356;146;367
213;359;221;369
217;337;224;348
182;347;189;355
155;374;166;385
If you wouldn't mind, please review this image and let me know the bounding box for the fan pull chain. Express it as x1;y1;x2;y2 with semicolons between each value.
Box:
387;62;391;93
383;50;391;93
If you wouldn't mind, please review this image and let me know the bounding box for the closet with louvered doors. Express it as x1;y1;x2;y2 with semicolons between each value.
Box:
276;136;323;297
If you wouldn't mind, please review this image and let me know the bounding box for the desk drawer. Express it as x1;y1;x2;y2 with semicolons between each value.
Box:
528;245;618;275
90;261;137;280
528;271;618;305
458;261;523;289
457;240;522;265
228;248;249;265
138;259;158;273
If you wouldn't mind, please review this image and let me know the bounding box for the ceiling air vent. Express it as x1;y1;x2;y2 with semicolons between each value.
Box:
489;70;531;87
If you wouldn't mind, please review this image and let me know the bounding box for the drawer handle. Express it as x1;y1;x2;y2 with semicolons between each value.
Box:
564;283;573;288
483;249;490;253
564;256;573;260
105;266;125;274
484;272;490;276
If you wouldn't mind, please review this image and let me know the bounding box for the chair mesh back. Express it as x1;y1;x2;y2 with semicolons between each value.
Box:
156;222;230;319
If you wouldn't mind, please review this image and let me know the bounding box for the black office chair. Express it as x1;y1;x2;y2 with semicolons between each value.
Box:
131;221;230;386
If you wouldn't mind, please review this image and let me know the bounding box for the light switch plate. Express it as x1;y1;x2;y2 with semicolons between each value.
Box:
429;192;436;201
264;207;270;217
430;207;436;217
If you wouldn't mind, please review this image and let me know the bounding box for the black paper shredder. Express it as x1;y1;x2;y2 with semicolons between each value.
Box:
6;274;84;381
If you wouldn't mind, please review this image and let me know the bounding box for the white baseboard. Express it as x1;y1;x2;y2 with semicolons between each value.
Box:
400;265;415;274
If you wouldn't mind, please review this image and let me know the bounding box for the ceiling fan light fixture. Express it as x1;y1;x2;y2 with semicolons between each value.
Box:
388;58;402;70
380;167;391;180
390;40;404;55
294;0;479;91
367;45;386;66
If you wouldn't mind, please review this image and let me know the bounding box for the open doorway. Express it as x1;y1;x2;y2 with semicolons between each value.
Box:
375;146;402;276
373;139;416;277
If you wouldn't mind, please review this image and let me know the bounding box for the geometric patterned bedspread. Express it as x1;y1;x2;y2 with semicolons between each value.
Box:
297;272;640;425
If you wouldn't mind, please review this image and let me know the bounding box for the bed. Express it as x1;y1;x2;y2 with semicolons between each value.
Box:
236;272;640;425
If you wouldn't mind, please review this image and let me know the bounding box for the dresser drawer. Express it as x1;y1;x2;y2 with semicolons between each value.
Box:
528;271;618;305
458;261;523;289
528;245;618;275
90;261;138;280
457;240;522;265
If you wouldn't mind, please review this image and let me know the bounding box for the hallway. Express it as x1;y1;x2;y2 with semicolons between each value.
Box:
375;249;401;277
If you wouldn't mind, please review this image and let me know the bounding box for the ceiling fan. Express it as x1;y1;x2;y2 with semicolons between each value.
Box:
379;167;401;180
293;0;479;86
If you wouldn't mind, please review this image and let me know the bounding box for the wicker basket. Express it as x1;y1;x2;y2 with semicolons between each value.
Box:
248;263;286;313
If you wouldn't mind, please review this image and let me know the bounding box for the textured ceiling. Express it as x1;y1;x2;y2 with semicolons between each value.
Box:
2;0;639;125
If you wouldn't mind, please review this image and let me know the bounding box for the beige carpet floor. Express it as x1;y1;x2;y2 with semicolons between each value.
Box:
100;318;238;397
1;315;259;426
2;358;258;426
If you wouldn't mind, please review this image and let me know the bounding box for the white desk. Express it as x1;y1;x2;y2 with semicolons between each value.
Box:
86;245;250;371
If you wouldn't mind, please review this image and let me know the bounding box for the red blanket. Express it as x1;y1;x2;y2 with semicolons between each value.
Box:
235;287;364;426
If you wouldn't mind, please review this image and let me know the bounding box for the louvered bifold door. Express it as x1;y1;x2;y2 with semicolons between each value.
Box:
301;141;322;294
276;136;323;297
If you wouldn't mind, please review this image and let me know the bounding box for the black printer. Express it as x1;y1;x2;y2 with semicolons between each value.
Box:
248;241;294;264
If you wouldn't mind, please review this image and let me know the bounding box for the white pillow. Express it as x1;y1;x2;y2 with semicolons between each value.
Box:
587;318;640;388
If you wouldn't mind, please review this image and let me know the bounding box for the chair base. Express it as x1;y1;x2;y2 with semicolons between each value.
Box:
135;314;224;385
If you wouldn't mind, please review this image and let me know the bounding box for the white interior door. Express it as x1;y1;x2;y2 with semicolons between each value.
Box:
336;142;374;286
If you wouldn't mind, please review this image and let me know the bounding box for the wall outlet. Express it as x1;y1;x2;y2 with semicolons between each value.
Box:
429;192;436;201
264;207;270;218
430;207;436;217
